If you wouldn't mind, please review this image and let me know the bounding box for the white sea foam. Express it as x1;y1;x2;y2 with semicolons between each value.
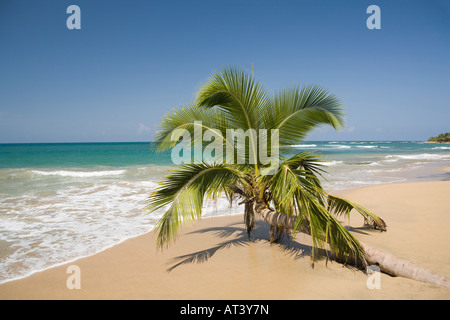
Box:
322;160;343;166
0;165;245;284
383;158;399;163
0;178;157;283
290;144;317;148
31;169;126;178
385;153;450;161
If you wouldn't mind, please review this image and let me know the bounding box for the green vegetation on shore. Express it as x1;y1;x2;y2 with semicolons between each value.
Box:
428;133;450;143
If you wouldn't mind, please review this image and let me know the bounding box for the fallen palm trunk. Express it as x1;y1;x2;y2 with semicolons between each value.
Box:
362;243;450;289
254;203;450;289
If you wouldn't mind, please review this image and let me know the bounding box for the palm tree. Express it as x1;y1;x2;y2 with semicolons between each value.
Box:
147;66;449;288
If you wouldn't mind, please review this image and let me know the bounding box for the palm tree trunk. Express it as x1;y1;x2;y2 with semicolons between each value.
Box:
253;200;450;289
362;243;450;289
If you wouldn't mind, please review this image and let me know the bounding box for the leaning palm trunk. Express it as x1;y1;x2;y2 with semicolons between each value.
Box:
254;200;450;289
362;244;450;289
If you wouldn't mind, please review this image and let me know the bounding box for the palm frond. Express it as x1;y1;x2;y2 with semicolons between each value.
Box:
326;194;387;231
294;190;366;265
153;104;234;153
260;152;326;199
264;153;366;264
272;85;345;145
196;66;272;130
267;164;318;216
282;152;327;177
147;162;244;248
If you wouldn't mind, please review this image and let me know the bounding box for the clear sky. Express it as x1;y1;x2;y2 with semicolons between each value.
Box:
0;0;449;143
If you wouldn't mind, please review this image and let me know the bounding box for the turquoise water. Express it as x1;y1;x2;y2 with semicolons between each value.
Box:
1;140;449;169
0;141;449;283
0;142;172;169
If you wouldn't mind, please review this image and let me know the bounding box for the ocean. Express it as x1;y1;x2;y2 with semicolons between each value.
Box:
1;141;450;283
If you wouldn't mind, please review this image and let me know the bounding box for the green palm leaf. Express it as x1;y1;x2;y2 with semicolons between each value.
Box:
327;194;387;231
148;66;386;268
272;85;345;146
264;154;365;264
147;162;244;248
153;104;233;152
196;66;272;130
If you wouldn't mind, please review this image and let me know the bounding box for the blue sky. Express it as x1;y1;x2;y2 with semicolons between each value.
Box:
0;0;449;143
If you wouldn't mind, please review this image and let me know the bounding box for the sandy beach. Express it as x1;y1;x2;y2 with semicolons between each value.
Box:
0;179;449;300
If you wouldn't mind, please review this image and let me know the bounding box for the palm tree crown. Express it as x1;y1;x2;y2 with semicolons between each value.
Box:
147;66;386;266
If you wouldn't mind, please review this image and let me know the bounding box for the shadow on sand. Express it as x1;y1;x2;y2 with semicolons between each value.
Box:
166;220;332;272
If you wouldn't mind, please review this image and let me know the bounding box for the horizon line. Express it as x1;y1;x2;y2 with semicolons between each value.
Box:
0;139;428;145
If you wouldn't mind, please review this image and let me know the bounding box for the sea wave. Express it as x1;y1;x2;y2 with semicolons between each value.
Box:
322;160;343;166
385;153;450;161
0;168;242;284
290;144;317;148
31;169;127;178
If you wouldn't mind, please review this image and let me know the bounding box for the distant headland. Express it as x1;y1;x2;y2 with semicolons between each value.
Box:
428;132;450;143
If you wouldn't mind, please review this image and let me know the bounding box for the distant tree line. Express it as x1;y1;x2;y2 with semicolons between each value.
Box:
428;132;450;143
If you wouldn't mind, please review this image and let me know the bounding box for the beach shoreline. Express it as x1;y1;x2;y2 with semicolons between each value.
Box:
1;176;450;300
